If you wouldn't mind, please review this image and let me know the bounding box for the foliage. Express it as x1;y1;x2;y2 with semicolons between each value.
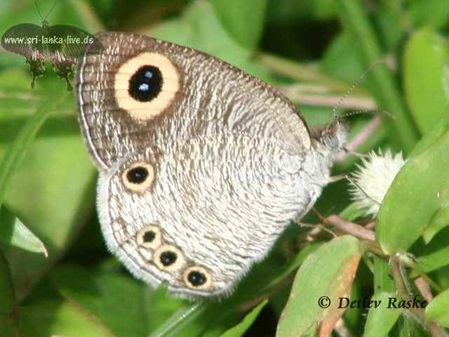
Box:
1;0;449;336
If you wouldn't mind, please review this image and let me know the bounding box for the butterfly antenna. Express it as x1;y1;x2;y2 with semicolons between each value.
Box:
34;1;44;20
44;0;57;21
339;108;395;121
331;57;390;123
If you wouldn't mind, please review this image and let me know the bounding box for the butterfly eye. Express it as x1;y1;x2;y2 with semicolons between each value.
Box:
154;245;185;271
122;162;155;192
184;266;211;289
136;225;161;249
128;65;163;102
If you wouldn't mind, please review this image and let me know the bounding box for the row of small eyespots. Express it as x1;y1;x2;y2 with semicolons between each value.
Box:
136;225;211;290
123;161;212;290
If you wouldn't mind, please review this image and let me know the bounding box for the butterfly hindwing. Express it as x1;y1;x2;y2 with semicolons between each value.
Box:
98;134;317;297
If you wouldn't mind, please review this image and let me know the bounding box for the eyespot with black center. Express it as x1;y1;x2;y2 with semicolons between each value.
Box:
126;166;148;184
114;52;180;121
128;65;163;102
136;225;161;249
153;245;185;272
183;266;212;289
122;161;155;193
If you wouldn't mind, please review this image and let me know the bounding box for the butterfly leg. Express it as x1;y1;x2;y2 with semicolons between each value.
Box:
26;52;45;88
52;53;75;91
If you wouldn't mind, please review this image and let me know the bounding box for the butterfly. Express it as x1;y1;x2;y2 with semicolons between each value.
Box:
75;32;346;298
1;4;102;90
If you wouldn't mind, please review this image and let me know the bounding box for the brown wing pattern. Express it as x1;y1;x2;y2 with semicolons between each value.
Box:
76;32;311;171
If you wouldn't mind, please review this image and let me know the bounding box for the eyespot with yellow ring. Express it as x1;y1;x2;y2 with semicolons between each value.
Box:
122;161;155;193
153;245;186;272
114;52;180;121
136;225;161;249
183;266;212;289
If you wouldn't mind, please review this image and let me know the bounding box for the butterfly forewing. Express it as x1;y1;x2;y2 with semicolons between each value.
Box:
45;25;102;58
1;24;44;57
76;32;312;171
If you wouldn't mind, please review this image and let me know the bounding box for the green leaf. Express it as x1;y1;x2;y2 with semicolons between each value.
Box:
410;106;449;156
404;29;449;134
363;292;401;337
148;302;211;337
51;265;149;337
373;258;395;294
375;4;407;51
0;96;61;208
426;288;449;327
335;0;419;152
151;0;269;81
220;300;267;337
0;207;47;256
208;0;267;49
21;298;114;337
0;252;15;313
0;79;96;299
423;205;449;243
321;33;366;84
416;227;449;274
377;124;449;254
419;246;449;274
277;236;362;337
145;286;188;335
408;0;449;30
0;251;16;337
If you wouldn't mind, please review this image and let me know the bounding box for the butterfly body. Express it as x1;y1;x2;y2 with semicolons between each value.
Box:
76;32;346;297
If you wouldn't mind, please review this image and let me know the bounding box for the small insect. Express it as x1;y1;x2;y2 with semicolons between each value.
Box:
1;2;102;90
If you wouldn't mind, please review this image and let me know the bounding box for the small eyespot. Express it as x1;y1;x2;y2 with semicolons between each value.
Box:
122;162;155;192
183;266;212;289
136;225;161;249
154;245;185;271
128;65;163;102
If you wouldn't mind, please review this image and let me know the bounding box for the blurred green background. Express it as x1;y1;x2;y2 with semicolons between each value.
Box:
1;0;449;336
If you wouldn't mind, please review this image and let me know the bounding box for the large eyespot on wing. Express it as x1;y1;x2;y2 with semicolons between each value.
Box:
113;52;180;121
75;33;184;171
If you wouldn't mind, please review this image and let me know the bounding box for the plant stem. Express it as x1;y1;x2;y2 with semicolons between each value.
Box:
336;0;419;153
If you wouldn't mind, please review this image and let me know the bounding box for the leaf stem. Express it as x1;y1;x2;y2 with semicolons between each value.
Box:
335;0;419;152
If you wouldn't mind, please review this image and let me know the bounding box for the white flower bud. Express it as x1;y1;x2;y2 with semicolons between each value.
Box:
350;150;406;216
